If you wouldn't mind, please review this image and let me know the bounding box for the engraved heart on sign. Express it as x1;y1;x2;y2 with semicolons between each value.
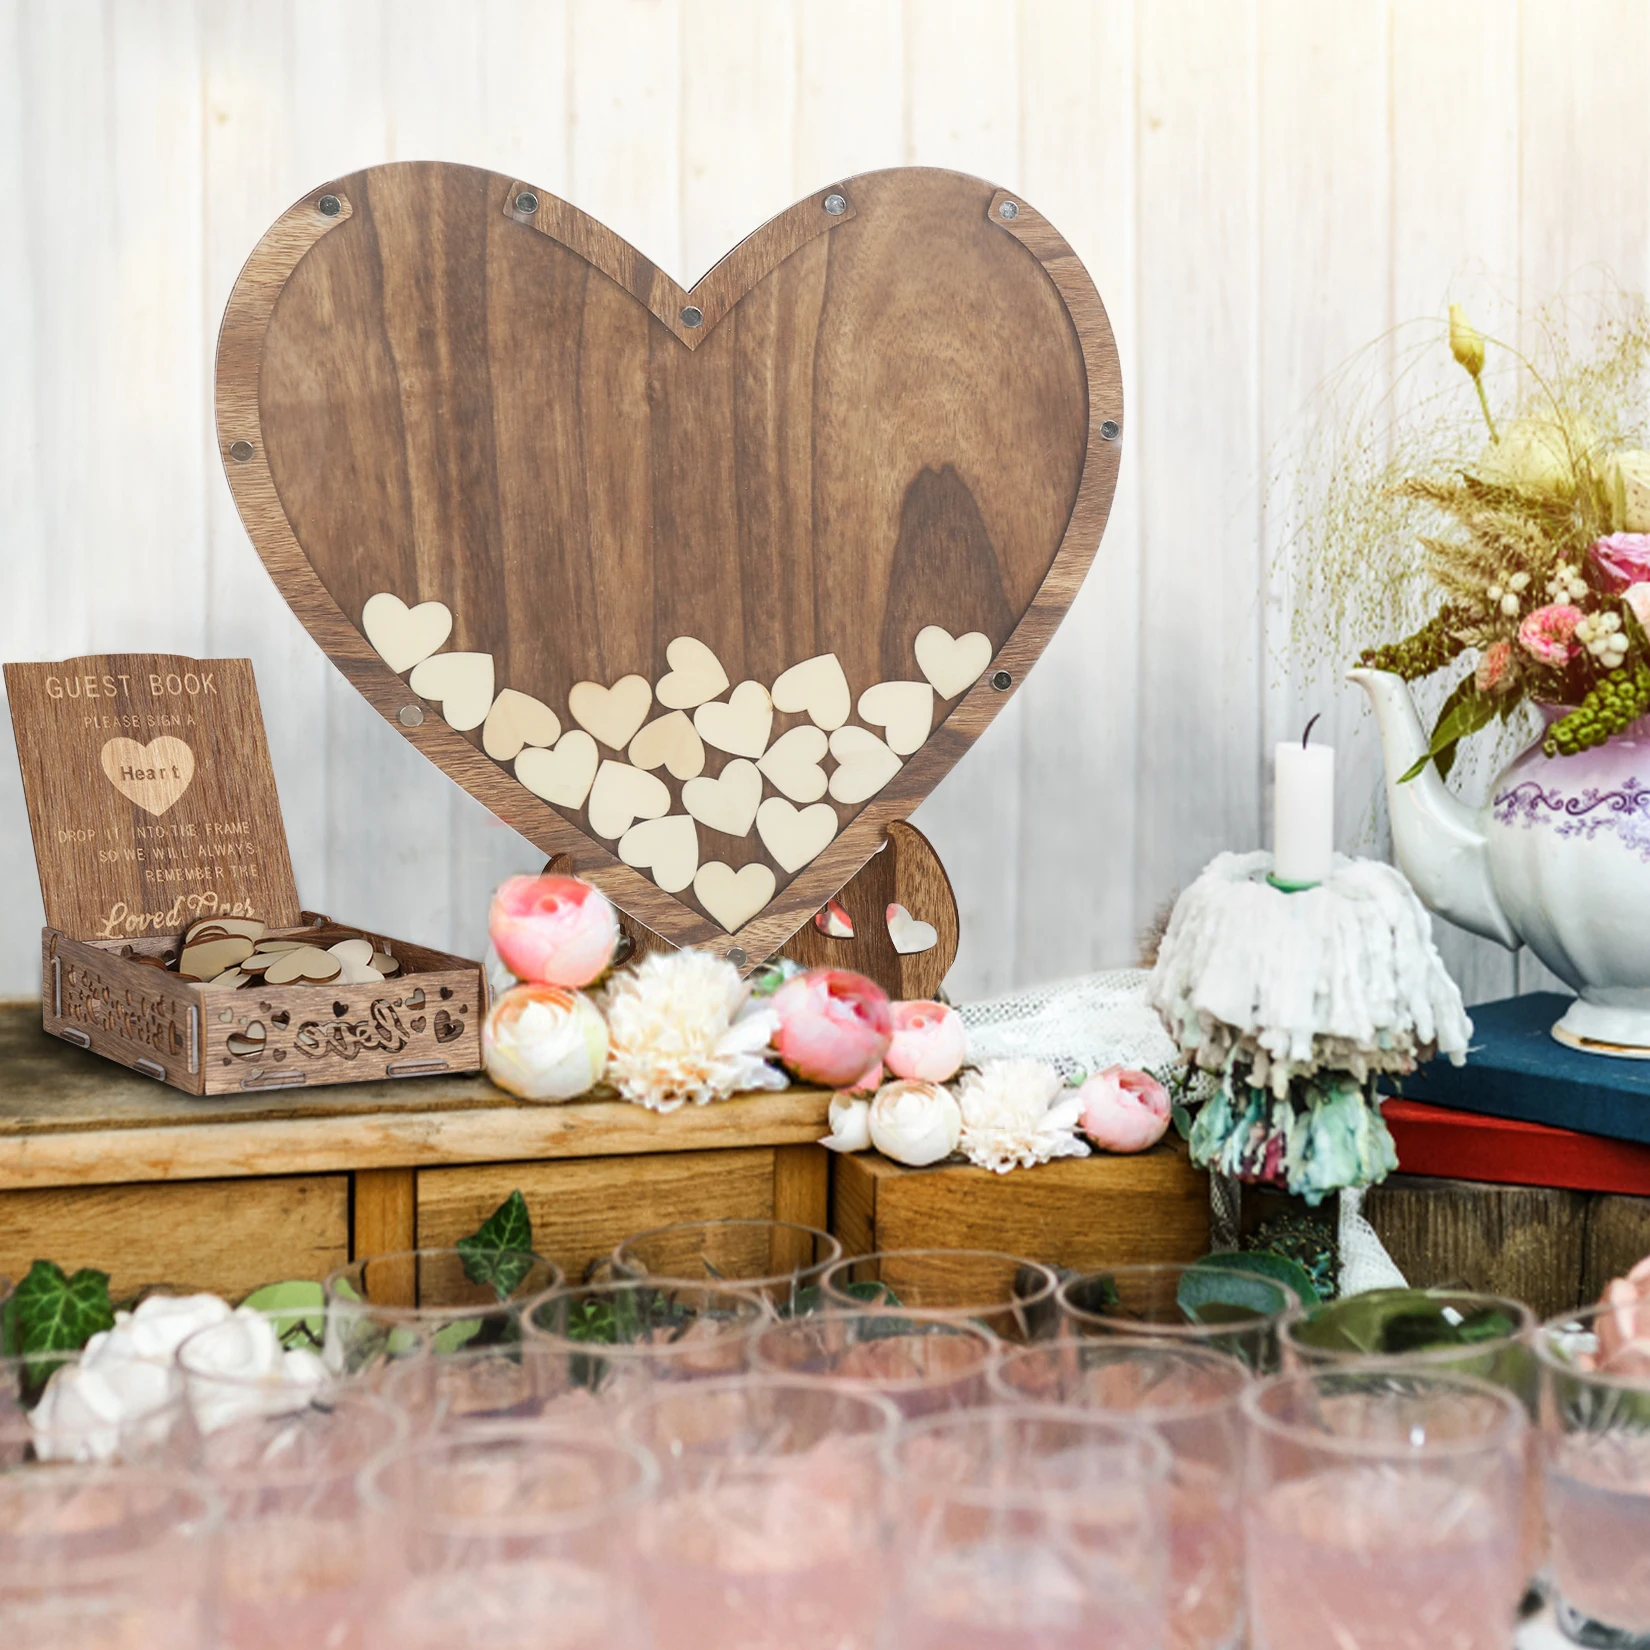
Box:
100;737;196;817
218;164;1120;959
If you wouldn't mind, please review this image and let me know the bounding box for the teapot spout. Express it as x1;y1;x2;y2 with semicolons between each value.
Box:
1347;667;1519;948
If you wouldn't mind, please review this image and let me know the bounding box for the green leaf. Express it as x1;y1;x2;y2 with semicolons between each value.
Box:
1194;1249;1322;1309
1170;1101;1195;1142
1399;673;1499;783
1175;1263;1295;1324
240;1280;327;1347
456;1190;535;1302
8;1260;115;1360
431;1318;485;1354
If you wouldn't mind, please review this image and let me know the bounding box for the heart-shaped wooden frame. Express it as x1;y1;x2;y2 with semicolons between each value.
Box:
216;164;1120;966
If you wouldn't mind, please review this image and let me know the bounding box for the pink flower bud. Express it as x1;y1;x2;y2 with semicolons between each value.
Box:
488;874;620;989
1517;603;1582;665
885;1000;967;1083
1593;1253;1650;1376
770;968;892;1089
1076;1066;1171;1154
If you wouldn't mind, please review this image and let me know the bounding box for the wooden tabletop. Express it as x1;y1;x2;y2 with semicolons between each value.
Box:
0;1001;831;1191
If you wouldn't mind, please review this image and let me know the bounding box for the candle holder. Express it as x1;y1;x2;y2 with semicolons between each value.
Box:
1149;850;1470;1205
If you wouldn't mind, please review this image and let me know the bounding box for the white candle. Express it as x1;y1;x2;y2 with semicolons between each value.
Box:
1273;740;1335;887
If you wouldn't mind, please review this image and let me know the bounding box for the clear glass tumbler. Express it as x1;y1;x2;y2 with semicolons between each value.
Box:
882;1404;1171;1649
990;1338;1249;1650
0;1349;190;1467
1059;1262;1298;1370
324;1248;561;1363
522;1279;772;1409
358;1423;658;1648
1537;1300;1650;1646
1243;1367;1528;1650
620;1373;898;1650
189;1386;406;1650
820;1248;1060;1341
750;1309;996;1417
610;1218;841;1313
0;1465;218;1647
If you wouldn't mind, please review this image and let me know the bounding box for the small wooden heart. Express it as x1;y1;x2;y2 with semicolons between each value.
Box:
218;165;1120;959
99;737;195;817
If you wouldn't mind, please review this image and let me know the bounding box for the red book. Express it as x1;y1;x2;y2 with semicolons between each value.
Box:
1384;1098;1650;1196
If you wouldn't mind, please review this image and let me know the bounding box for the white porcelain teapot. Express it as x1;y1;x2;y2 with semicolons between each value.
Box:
1351;666;1650;1054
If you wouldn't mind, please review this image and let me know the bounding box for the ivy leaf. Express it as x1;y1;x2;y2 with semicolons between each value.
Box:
1400;673;1499;783
1175;1263;1296;1324
7;1260;115;1360
456;1190;535;1302
1191;1249;1322;1309
240;1280;327;1348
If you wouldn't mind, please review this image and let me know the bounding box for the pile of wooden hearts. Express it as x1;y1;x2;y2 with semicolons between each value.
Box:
140;917;403;990
364;592;993;934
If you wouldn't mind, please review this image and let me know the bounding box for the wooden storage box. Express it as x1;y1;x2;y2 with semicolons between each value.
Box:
6;652;484;1094
831;1140;1211;1271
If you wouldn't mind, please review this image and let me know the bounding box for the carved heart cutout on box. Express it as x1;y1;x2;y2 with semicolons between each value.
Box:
216;164;1120;961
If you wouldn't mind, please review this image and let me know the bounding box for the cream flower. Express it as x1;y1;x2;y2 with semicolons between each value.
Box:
955;1059;1090;1174
602;950;787;1114
820;1094;873;1153
867;1080;961;1166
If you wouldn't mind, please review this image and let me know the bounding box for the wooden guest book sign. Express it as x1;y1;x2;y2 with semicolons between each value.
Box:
6;653;484;1095
216;163;1121;967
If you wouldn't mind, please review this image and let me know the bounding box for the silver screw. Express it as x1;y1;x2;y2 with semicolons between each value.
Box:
823;193;847;216
680;305;703;328
514;190;539;214
998;200;1019;220
1101;419;1121;441
991;670;1012;691
398;705;424;727
227;440;254;463
318;194;341;217
726;946;748;967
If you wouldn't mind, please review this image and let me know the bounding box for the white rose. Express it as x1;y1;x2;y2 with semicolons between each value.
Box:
121;1293;233;1362
483;985;609;1102
1478;416;1594;499
30;1357;176;1463
868;1080;962;1167
820;1095;872;1153
1625;583;1650;631
183;1307;324;1433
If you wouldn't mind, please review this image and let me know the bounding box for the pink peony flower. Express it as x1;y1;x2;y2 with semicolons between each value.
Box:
488;874;620;989
1517;603;1582;665
1076;1066;1171;1154
885;1000;968;1083
771;968;892;1089
1590;533;1650;592
1475;639;1514;694
1625;583;1650;631
1591;1254;1650;1376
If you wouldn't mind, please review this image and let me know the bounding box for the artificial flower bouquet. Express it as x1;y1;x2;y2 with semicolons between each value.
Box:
1344;300;1650;772
482;873;1174;1171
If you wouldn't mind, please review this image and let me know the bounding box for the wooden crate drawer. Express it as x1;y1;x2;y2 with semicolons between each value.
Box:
416;1147;789;1295
832;1140;1210;1271
0;1176;349;1301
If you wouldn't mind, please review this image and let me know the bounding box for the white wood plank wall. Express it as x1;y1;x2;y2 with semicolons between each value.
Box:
0;0;1623;1003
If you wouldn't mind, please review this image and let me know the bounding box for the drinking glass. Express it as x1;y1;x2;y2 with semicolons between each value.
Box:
380;1343;568;1433
0;1465;218;1647
620;1373;898;1650
820;1248;1060;1341
1243;1367;1528;1650
990;1339;1249;1650
883;1404;1171;1649
1059;1262;1299;1369
1284;1287;1537;1395
359;1424;658;1648
610;1218;841;1312
190;1386;405;1649
750;1309;996;1417
324;1248;560;1363
0;1349;189;1468
1537;1300;1650;1645
522;1280;771;1407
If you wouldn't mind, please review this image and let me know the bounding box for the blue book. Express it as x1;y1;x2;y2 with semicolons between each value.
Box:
1400;992;1650;1147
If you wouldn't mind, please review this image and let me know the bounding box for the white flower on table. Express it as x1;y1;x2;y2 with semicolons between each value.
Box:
182;1307;329;1434
955;1059;1090;1174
